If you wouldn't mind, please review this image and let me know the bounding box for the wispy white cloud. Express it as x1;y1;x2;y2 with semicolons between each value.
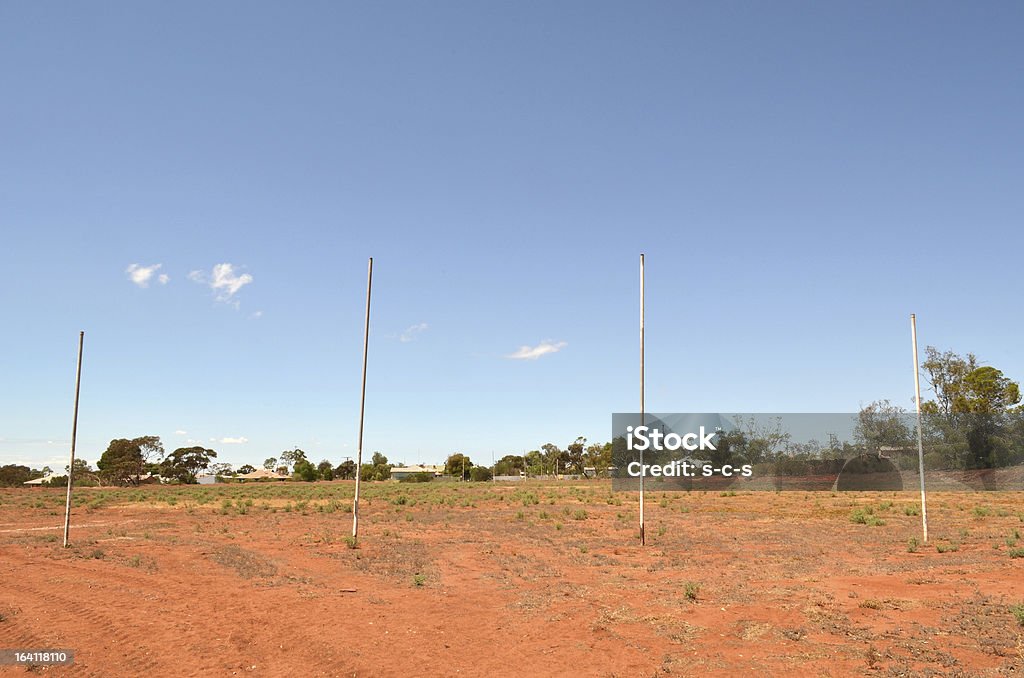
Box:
125;263;164;288
174;430;187;436
211;263;252;299
220;436;249;444
189;263;253;306
506;340;568;360
249;310;263;320
400;322;428;342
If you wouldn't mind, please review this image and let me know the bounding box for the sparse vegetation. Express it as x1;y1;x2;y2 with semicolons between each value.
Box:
850;508;885;526
4;478;1024;676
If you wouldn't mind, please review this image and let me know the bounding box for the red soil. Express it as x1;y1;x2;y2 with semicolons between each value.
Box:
1;484;1022;676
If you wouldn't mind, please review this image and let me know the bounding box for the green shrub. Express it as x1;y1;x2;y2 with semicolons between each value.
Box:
469;467;492;482
399;472;433;483
850;508;884;526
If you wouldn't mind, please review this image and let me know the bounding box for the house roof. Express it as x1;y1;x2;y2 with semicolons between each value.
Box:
236;468;288;479
391;465;443;474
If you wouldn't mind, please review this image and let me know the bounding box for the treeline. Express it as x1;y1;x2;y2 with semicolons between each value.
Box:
7;347;1014;487
613;346;1024;474
491;438;614;477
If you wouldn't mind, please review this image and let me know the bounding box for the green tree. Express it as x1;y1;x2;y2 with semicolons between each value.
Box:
855;400;913;455
66;459;95;482
237;464;257;474
263;457;278;471
565;437;586;474
469;466;492;482
359;463;391;481
317;460;334;481
921;348;979;420
921;347;1022;468
209;462;233;477
494;454;526;476
280;449;307;473
294;459;319;482
0;464;33;487
524;450;543;476
540;443;567;475
734;417;790;465
962;366;1022;414
97;436;164;486
583;442;613;476
334;460;356;480
160;446;217;484
371;451;388;467
444;453;472;480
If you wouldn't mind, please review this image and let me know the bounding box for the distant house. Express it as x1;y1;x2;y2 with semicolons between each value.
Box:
196;474;219;485
390;465;444;481
235;468;290;482
23;474;57;486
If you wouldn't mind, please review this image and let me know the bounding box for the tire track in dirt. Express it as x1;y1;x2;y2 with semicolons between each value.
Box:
0;605;54;667
2;548;275;676
3;576;164;677
0;520;138;534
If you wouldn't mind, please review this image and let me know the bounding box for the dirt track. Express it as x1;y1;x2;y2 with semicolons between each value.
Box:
1;483;1023;676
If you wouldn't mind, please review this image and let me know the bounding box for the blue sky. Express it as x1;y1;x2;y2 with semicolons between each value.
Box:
2;2;1022;471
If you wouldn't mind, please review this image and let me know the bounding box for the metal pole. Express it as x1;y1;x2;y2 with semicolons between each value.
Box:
911;314;928;543
62;331;84;548
639;254;645;546
352;258;373;540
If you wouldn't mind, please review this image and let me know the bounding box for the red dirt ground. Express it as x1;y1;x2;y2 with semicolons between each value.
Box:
1;483;1023;676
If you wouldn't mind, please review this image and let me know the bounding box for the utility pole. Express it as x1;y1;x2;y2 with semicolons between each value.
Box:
639;254;645;546
351;258;373;540
911;314;928;543
62;331;84;548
